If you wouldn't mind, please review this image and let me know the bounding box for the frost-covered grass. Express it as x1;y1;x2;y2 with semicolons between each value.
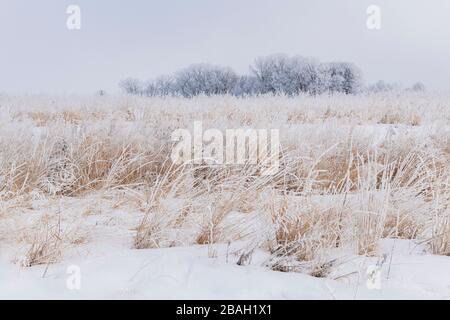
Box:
0;92;448;294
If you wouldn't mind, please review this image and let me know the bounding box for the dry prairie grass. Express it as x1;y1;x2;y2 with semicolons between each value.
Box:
0;92;448;271
18;212;69;267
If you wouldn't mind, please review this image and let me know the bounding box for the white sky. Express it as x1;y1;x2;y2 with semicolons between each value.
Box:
1;0;450;94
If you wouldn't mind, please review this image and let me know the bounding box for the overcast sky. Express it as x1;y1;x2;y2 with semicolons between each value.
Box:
1;0;449;94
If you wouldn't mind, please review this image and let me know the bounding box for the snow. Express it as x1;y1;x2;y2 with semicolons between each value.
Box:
1;239;449;300
0;191;449;300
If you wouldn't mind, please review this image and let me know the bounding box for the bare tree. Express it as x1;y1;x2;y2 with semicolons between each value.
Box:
119;54;365;97
174;64;238;97
232;75;262;96
251;54;291;94
367;80;401;93
144;75;176;97
410;82;426;92
324;63;363;94
119;78;143;95
251;54;351;96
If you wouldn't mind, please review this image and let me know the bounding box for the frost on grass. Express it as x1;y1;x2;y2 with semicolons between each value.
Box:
0;92;448;279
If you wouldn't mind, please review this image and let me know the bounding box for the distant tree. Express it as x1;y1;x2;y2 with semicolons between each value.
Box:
250;54;357;96
308;64;332;95
367;80;401;93
232;75;262;96
174;64;238;98
289;56;322;95
143;80;157;97
251;54;292;94
119;78;143;95
155;75;176;96
324;63;363;94
410;82;426;92
119;54;365;97
144;75;176;97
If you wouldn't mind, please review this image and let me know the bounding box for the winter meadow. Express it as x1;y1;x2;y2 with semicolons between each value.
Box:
1;2;449;300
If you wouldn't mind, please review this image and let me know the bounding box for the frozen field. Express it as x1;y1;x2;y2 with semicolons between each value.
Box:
0;93;448;299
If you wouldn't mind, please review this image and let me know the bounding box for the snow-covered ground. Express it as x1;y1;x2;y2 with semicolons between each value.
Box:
1;241;449;300
1;193;448;300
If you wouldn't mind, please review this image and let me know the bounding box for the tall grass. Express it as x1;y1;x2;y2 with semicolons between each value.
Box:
0;92;448;271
